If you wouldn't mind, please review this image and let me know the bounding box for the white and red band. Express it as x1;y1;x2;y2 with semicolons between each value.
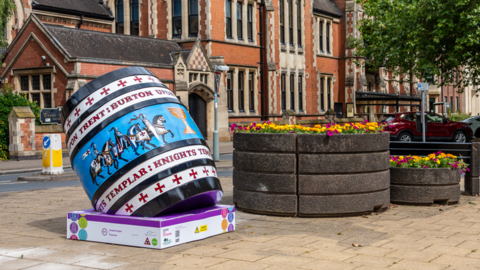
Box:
95;145;213;213
64;75;164;134
115;165;217;216
67;87;176;154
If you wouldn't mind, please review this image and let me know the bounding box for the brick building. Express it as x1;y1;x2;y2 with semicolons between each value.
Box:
3;0;435;142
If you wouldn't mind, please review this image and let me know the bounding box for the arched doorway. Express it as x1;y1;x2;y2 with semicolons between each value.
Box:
189;93;207;138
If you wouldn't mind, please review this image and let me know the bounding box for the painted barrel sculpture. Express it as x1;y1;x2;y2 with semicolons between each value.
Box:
62;67;223;217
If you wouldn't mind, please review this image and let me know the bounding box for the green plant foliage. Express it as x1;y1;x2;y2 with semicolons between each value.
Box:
350;0;480;92
0;84;40;160
0;0;15;56
451;112;472;122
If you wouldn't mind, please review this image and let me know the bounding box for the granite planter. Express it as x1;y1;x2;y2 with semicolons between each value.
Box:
390;167;461;205
233;132;390;217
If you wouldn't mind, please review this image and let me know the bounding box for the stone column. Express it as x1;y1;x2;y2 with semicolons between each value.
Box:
8;107;36;160
465;142;480;196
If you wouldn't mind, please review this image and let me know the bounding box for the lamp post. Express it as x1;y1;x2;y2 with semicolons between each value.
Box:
213;65;229;162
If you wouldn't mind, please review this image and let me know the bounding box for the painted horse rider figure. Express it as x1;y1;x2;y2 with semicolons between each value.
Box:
127;114;157;155
152;115;174;143
109;127;130;162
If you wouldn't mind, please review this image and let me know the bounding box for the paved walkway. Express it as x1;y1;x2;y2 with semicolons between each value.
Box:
0;178;479;270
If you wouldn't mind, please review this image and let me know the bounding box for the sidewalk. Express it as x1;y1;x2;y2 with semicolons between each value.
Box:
0;177;479;269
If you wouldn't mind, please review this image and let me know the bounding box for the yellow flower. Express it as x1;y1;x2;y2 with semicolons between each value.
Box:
399;156;404;159
436;160;440;165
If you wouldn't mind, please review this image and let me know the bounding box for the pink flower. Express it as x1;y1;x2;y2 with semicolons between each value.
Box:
326;124;331;129
290;131;295;133
238;127;243;130
334;130;339;134
231;123;237;131
327;131;333;136
256;126;261;130
252;122;256;127
354;126;359;129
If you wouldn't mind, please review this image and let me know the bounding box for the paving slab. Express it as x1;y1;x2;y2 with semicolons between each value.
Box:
0;177;479;269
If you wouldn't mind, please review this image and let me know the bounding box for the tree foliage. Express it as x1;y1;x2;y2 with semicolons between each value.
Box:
0;0;15;52
350;0;480;91
0;84;41;160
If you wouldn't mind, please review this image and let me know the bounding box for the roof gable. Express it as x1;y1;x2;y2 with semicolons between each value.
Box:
313;0;342;18
186;40;212;71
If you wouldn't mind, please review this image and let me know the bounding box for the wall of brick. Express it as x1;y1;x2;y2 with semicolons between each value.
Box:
35;132;66;151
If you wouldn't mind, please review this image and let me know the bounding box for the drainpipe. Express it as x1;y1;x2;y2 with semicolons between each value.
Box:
77;15;84;29
258;0;265;121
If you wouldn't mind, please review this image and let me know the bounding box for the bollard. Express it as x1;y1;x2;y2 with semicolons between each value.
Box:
42;134;64;175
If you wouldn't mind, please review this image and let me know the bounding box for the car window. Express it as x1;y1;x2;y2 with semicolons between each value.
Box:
400;114;415;122
426;114;443;123
383;115;396;122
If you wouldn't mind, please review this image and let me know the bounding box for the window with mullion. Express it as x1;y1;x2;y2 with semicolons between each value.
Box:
226;0;232;38
290;74;295;111
227;71;233;112
327;78;332;109
249;73;254;112
189;0;199;37
319;20;323;53
130;0;139;36
280;0;284;44
298;75;303;112
281;74;286;111
247;4;253;42
297;0;301;47
32;75;40;90
237;2;243;40
172;0;182;38
116;0;124;34
20;76;29;91
238;71;245;112
326;22;331;54
320;77;324;111
288;0;293;46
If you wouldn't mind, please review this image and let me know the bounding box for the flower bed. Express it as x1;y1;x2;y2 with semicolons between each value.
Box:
233;121;390;217
389;152;466;205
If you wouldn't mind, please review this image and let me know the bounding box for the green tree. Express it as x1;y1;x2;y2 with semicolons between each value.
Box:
350;0;480;91
0;84;40;160
0;0;15;54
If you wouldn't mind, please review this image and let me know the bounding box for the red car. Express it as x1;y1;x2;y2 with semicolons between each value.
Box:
383;112;473;143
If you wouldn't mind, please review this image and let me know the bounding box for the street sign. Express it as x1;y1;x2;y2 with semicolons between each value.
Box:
40;108;62;124
43;136;51;149
446;102;450;108
417;82;429;91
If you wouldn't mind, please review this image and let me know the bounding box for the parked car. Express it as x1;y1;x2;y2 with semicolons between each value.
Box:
383;112;473;143
462;115;480;138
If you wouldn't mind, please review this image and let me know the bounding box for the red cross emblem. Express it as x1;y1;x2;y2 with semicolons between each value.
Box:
67;119;71;127
85;97;94;106
100;87;110;96
74;108;81;117
172;174;182;185
138;193;149;203
203;167;209;176
148;76;154;82
212;168;216;175
189;169;198;179
155;183;165;193
134;76;143;83
125;203;134;213
118;80;127;87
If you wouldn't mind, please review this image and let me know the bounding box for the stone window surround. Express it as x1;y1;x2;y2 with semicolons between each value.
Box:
13;68;56;109
225;0;258;46
319;74;334;112
315;15;337;56
281;69;306;113
164;0;202;40
109;0;142;36
278;0;304;52
188;71;211;86
228;67;259;116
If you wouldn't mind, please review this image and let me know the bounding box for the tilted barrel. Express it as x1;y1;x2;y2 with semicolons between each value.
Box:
62;67;223;217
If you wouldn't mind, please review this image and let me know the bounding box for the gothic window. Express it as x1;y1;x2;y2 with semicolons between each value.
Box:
326;22;331;54
226;0;232;38
297;0;301;47
227;71;233;111
319;20;323;53
237;2;243;40
247;4;253;42
288;0;293;46
298;75;303;112
280;0;284;44
281;74;286;111
130;0;139;36
115;0;124;34
249;73;254;112
238;71;245;112
172;0;182;38
189;0;199;37
18;74;53;108
290;74;295;110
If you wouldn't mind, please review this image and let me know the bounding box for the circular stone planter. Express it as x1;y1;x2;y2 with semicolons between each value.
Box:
233;132;390;217
390;167;460;205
